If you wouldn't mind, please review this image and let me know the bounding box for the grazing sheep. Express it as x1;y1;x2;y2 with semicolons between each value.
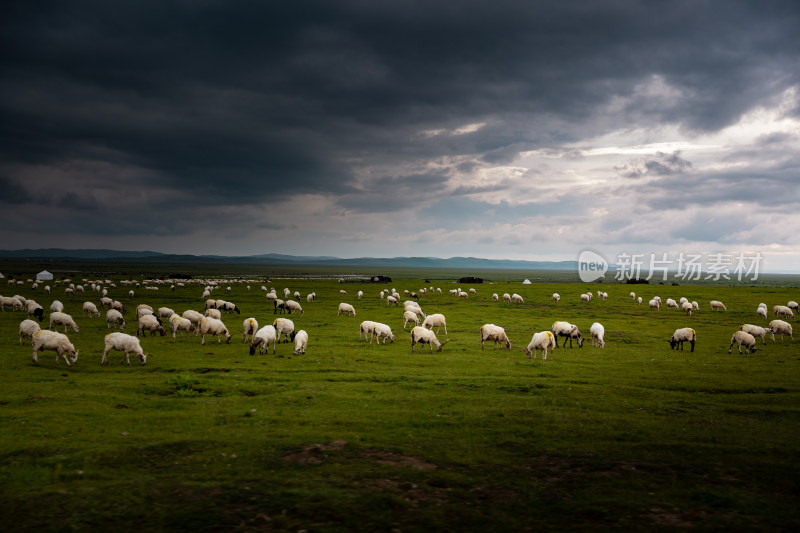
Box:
158;307;175;319
692;301;699;311
410;326;445;353
169;314;195;338
110;300;126;315
768;320;794;341
357;291;363;300
458;291;469;299
669;327;696;351
773;305;795;319
421;313;447;334
106;309;126;330
250;325;277;355
551;321;584;348
27;301;44;322
306;293;315;303
242;317;259;343
338;303;356;317
205;299;217;310
49;312;79;333
729;331;757;354
479;324;512;350
83;301;100;318
198;316;232;345
740;324;768;344
292;330;309;354
403;310;420;329
503;293;511;303
100;297;112;309
666;298;679;309
522;331;556;360
339;289;348;296
386;296;398;306
552;293;560;303
788;301;799;312
284;300;304;315
1;295;24;311
219;300;240;314
492;293;499;301
709;300;727;311
273;318;295;343
649;299;661;310
137;314;166;337
182;310;204;326
637;297;643;305
581;293;591;303
630;291;636;301
359;320;378;341
137;307;155;318
129;290;135;299
757;306;768;320
371;323;395;344
205;308;222;320
681;301;694;316
511;293;524;304
102;332;149;365
31;330;79;366
19;319;41;345
590;322;605;348
50;300;64;313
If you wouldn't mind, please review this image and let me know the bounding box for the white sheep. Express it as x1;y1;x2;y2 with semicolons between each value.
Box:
49;312;79;333
306;293;315;303
359;320;377;341
102;332;150;365
590;322;605;348
19;319;41;345
205;308;222;320
492;293;499;301
503;293;511;303
458;291;469;299
284;288;292;299
773;305;794;319
666;298;679;309
50;300;64;313
757;306;768;320
421;313;447;334
403;310;420;329
669;327;696;352
169;314;195;338
31;330;79;366
198;316;232;345
284;300;304;315
273;318;295;343
522;331;556;360
110;300;126;314
681;301;694;316
768;320;794;341
1;295;24;311
511;293;524;304
740;324;768;344
137;314;166;337
137;307;155;318
182;309;204;326
552;293;560;303
710;300;727;311
679;297;688;305
250;325;277;355
479;324;512;350
338;302;356;317
630;291;636;301
158;307;175;319
385;295;398;306
371;323;395;344
580;293;591;303
137;304;154;313
729;331;757;354
692;301;699;311
357;291;363;300
82;301;100;318
242;317;259;343
293;330;309;354
551;321;584;348
218;300;240;314
649;299;661;311
106;309;126;330
410;326;445;353
788;301;799;312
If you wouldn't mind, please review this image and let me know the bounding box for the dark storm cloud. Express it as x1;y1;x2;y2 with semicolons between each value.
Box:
615;151;693;178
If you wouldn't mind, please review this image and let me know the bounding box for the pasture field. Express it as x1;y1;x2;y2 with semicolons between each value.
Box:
1;269;800;532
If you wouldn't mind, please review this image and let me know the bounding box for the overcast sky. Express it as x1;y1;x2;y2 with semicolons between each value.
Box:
2;1;800;271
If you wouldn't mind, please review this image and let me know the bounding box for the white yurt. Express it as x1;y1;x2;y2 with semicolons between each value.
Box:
522;279;532;284
36;270;53;281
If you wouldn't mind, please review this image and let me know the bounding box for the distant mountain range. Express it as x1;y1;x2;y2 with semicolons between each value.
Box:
0;248;578;270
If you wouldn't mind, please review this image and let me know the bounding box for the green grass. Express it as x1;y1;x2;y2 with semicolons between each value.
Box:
1;270;800;531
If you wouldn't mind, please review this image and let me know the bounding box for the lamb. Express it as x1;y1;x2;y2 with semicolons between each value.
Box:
729;331;757;354
204;308;222;320
250;325;277;355
169;314;195;338
773;305;794;319
669;327;696;351
137;314;166;337
293;330;309;354
552;293;560;303
551;321;584;348
421;313;447;334
522;331;556;360
649;299;661;310
83;301;100;318
479;324;512;350
338;303;356;317
242;317;259;343
158;307;175;319
740;324;768;344
50;300;64;313
49;312;79;333
284;300;304;315
359;320;378;341
403;310;420;329
371;323;395;344
410;326;445;353
31;330;79;366
102;332;150;365
106;309;127;330
681;301;694;316
511;293;524;304
709;300;727;311
590;322;605;348
273;318;295;343
198;316;232;345
19;319;41;345
768;320;794;341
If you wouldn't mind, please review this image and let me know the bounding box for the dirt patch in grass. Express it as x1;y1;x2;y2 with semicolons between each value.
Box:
281;440;348;464
365;450;437;470
281;441;436;470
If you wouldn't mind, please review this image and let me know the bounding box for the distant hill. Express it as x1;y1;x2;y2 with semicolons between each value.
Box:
0;248;578;270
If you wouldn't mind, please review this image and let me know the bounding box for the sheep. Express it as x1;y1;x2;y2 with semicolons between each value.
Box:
681;301;694;316
242;317;259;343
273;318;295;343
158;307;175;319
692;301;699;311
219;300;240;314
110;300;126;314
63;288;74;295
102;332;150;365
551;321;584;348
410;326;445;353
492;293;499;301
205;299;217;310
709;300;727;311
630;291;636;301
100;296;112;309
669;327;696;351
284;288;292;299
458;291;469;299
293;330;309;354
137;307;155;318
580;293;591;303
649;299;661;310
339;289;348;296
338;303;356;317
511;293;524;304
503;293;511;303
773;305;794;319
284;300;304;315
479;324;512;350
169;314;195;338
82;301;100;318
371;323;395;344
757;306;768;320
768;320;794;341
637;297;643;305
197;316;232;345
19;319;41;345
27;301;44;322
306;293;315;303
403;310;420;329
679;297;688;305
1;295;24;311
273;299;289;314
729;331;757;354
740;324;768;344
789;301;799;312
128;290;135;299
522;331;556;360
386;296;398;306
357;291;363;300
359;320;378;341
50;300;64;313
182;310;204;326
666;298;679;309
106;309;126;330
421;313;447;334
31;330;79;366
137;314;166;337
49;312;79;333
204;308;222;320
590;322;605;348
552;293;560;303
250;325;277;355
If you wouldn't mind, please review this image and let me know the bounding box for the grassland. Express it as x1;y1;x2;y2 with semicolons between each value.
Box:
1;265;799;532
